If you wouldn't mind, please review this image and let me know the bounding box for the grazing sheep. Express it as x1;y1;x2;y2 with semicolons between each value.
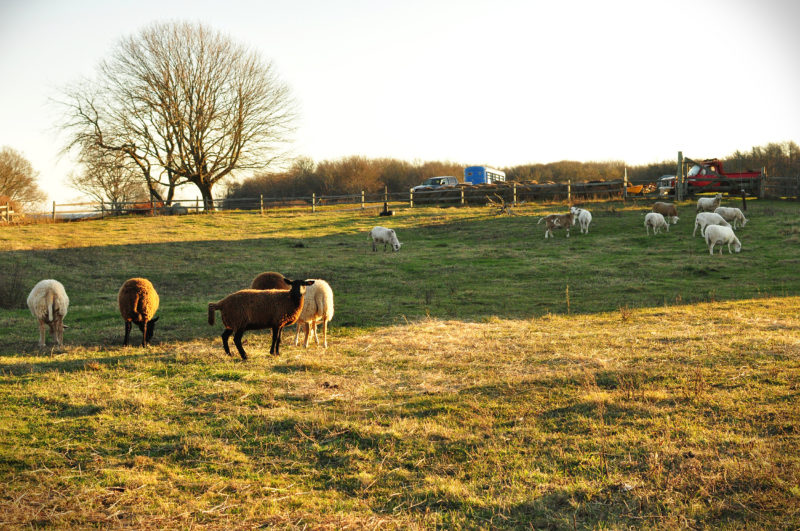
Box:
714;206;748;229
693;212;731;237
118;278;160;347
250;271;291;290
293;279;335;348
696;193;723;213
651;202;679;224
704;224;742;255
370;226;402;251
208;277;314;360
538;212;574;238
644;212;669;235
570;207;592;234
27;279;69;349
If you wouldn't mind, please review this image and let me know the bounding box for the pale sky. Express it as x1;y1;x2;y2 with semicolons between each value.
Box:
1;0;799;203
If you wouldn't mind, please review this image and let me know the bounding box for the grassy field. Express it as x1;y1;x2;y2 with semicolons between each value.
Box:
0;200;798;528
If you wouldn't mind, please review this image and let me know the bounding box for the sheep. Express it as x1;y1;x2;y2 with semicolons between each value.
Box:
370;226;402;251
704;224;742;255
208;277;314;360
714;206;748;229
293;279;335;348
538;212;574;238
118;278;160;347
27;279;69;349
696;193;723;213
651;202;679;224
250;271;291;290
644;212;669;235
693;212;731;237
570;206;592;234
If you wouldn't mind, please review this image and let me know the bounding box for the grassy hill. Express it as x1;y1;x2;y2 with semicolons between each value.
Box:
1;200;798;528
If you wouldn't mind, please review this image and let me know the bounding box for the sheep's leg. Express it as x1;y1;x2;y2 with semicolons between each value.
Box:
221;328;233;356
303;322;312;348
294;323;302;346
123;321;132;346
233;329;248;361
270;326;283;356
141;321;148;347
37;320;46;348
321;320;328;348
372;241;377;252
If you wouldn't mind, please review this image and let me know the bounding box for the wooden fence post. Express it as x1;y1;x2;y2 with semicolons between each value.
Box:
461;187;465;206
361;190;365;209
100;200;105;219
260;194;264;215
567;180;571;205
312;193;316;213
409;188;413;208
512;183;517;206
676;151;684;202
52;201;56;221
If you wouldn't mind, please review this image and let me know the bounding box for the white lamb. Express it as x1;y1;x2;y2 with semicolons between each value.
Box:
644;212;669;235
696;193;722;213
294;279;335;348
704;225;742;255
27;279;69;349
369;226;402;252
570;206;592;234
714;206;748;229
693;212;731;237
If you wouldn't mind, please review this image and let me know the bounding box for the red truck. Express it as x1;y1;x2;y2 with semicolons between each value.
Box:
658;158;762;197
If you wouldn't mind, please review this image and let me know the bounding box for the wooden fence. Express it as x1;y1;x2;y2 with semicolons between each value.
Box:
0;204;14;223
46;180;628;219
764;176;800;199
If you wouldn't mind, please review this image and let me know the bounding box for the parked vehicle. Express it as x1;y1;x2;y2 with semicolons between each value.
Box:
412;176;459;191
464;166;506;185
659;159;762;196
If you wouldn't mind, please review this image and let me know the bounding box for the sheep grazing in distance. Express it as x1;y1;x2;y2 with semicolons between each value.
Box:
208;277;314;360
570;206;592;234
250;271;291;290
118;278;160;347
294;279;335;348
705;224;742;255
644;212;669;235
370;226;402;251
651;202;679;224
538;212;574;238
694;212;731;237
27;279;69;349
696;193;723;213
714;206;748;229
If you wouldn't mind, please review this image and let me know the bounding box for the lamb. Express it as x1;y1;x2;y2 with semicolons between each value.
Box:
651;202;679;224
208;277;314;360
369;226;402;251
250;271;291;290
538;212;574;238
118;278;160;347
714;206;748;229
27;279;69;349
293;279;335;348
693;212;731;237
644;212;669;235
570;206;592;234
704;224;742;255
696;193;723;213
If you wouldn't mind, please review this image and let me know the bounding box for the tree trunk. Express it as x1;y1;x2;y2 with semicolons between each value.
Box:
197;182;215;211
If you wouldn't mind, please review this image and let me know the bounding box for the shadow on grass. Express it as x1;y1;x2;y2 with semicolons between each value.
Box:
0;352;149;376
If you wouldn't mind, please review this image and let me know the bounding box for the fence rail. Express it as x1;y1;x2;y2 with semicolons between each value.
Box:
764;176;800;199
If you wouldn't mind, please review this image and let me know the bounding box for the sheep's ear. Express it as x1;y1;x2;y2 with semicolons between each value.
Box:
150;316;160;323
303;280;315;286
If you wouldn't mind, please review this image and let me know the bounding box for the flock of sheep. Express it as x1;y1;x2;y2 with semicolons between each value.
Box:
25;272;335;357
24;197;746;353
537;193;747;255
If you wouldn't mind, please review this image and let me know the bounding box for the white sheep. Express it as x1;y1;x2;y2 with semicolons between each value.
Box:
293;279;335;348
369;226;402;252
714;206;748;229
570;206;592;234
27;279;69;349
704;224;742;255
696;193;723;213
693;212;731;237
644;212;669;235
208;277;314;360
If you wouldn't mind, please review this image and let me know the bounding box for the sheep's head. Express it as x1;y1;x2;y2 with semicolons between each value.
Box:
671;216;679;224
284;278;315;296
136;316;159;342
392;241;402;252
733;241;742;253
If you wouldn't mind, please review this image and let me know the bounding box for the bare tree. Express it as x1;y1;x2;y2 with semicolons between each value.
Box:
0;146;47;210
60;21;297;210
67;144;149;211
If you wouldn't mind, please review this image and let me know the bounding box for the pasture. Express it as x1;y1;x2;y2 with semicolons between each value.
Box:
0;200;798;528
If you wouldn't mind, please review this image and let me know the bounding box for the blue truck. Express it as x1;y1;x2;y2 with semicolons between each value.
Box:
464;166;506;185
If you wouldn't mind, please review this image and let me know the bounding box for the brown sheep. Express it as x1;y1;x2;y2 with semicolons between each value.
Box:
250;271;291;290
118;278;160;347
208;277;314;360
651;202;679;224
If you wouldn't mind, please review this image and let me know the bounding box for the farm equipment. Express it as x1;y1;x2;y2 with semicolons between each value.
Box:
660;157;763;197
